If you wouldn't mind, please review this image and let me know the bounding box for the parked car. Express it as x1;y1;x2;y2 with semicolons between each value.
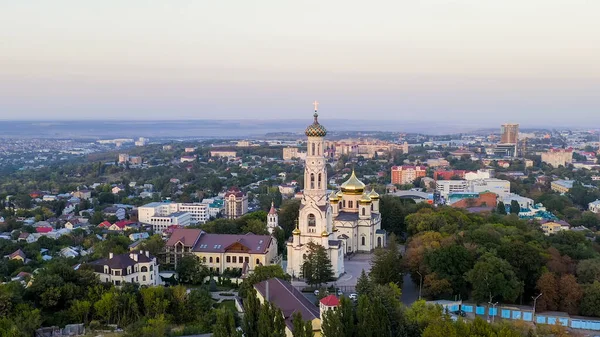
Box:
314;289;320;296
337;289;343;296
348;293;358;301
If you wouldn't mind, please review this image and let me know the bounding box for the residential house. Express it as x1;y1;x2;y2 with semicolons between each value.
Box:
589;200;600;214
129;232;150;241
551;180;574;193
98;221;112;229
72;189;92;200
6;249;26;262
18;232;37;244
88;251;162;287
111;185;125;194
64;219;82;230
109;220;134;231
540;220;570;236
59;247;80;258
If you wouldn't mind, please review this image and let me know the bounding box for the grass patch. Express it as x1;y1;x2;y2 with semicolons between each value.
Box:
216;299;237;312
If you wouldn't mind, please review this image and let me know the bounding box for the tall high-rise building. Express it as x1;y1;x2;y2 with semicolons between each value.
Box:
501;123;519;144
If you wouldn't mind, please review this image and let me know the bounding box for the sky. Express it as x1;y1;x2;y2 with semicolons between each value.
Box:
1;0;599;126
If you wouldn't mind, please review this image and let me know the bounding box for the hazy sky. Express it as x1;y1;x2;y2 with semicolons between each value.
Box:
1;0;599;125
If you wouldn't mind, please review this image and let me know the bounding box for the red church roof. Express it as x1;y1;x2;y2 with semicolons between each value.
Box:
268;202;277;215
320;295;340;307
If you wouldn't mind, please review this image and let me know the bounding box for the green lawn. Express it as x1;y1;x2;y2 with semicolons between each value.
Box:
216;299;237;312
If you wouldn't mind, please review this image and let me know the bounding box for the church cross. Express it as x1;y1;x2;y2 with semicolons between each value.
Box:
313;100;319;112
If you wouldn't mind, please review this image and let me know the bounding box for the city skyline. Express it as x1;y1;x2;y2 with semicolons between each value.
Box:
1;1;599;124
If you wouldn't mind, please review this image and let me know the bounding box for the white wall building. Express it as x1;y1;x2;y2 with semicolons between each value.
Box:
435;180;469;198
589;200;600;214
149;211;191;233
499;193;534;209
138;202;208;225
89;251;162;287
469;178;511;198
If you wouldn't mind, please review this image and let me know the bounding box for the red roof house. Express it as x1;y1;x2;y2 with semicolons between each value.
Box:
36;226;53;233
98;221;112;228
320;295;340;307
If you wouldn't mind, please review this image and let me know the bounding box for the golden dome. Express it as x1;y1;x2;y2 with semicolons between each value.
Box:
321;230;329;237
329;190;339;201
336;190;344;198
368;189;380;200
293;228;301;235
340;170;366;195
359;192;372;204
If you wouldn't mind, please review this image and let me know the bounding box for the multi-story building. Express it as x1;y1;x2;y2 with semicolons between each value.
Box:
165;229;278;274
435;180;469;199
434;170;467;180
210;150;237;158
325;139;407;159
541;148;573;167
149;211;191;233
390;165;427;185
283;147;306;160
469;178;511;198
540;220;570;236
501;123;519;144
224;187;248;219
551;180;574;193
139;202;208;225
118;153;129;163
129;156;142;165
88;251;161;287
499;194;534;210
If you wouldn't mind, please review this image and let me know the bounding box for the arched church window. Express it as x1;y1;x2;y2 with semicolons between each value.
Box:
343;200;346;208
348;201;353;209
312;143;315;155
377;237;382;248
361;236;366;246
318;173;322;189
310;174;315;189
362;208;365;216
308;214;316;227
318;143;321;155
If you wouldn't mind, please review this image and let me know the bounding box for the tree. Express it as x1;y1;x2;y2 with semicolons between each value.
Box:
213;308;241;337
356;270;373;296
242;289;261;337
536;272;559;312
496;201;507;215
69;300;91;324
576;258;600;284
558;274;582;315
466;253;522;303
510;200;521;214
301;242;334;288
580;281;600;317
369;233;403;287
321;307;343;337
176;255;208;285
292;311;306;337
139;235;165;258
425;244;473;297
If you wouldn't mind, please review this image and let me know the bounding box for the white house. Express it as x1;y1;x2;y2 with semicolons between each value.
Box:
589;200;600;214
89;251;162;287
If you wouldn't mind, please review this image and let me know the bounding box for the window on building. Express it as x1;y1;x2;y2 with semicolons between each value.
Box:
239;256;243;263
343;200;346;208
318;173;322;188
216;257;220;263
362;208;365;216
245;257;249;263
312;143;315;155
348;201;353;208
308;214;316;226
150;265;153;271
362;236;366;246
115;281;121;286
114;270;121;276
310;174;315;189
209;257;213;263
226;256;231;263
233;256;237;263
202;257;207;263
141;266;148;272
256;258;260;265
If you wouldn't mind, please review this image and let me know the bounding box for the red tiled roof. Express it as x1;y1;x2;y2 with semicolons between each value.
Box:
320;295;340;306
269;202;277;215
113;220;134;229
98;221;111;228
36;227;53;233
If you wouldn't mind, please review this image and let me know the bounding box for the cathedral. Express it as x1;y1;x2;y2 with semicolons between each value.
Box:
286;104;386;279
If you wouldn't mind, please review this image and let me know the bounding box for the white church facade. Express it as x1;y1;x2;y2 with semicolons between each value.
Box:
286;104;386;279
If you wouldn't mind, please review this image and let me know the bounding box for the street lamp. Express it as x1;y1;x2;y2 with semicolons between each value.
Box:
532;293;542;320
487;302;498;323
416;271;423;300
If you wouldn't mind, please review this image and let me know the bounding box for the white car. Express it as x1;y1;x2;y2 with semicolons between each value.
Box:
349;293;358;300
314;290;320;296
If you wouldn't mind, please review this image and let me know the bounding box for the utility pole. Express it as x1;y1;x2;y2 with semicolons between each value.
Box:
532;293;542;321
488;301;498;323
416;271;423;300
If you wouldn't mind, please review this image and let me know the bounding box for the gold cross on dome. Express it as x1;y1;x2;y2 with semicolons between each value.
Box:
313;100;319;112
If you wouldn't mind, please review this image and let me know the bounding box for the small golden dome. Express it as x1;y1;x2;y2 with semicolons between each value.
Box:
321;230;329;237
328;190;339;201
293;228;301;235
368;189;380;200
359;192;372;204
336;190;344;198
340;170;366;195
